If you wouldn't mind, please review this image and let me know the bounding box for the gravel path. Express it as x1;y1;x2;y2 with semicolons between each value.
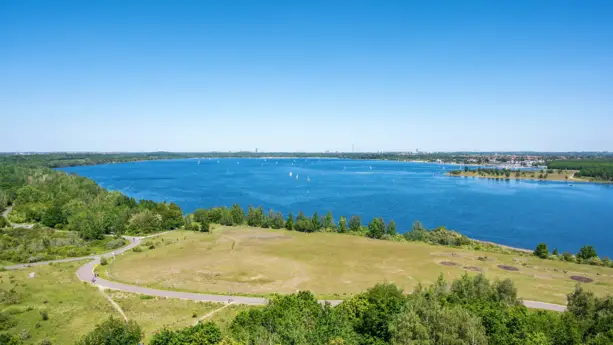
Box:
4;230;566;311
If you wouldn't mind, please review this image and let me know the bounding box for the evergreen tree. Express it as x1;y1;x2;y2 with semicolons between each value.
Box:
255;207;265;227
349;215;361;232
323;211;334;229
367;217;386;239
534;243;549;259
286;212;294;230
311;212;321;232
387;220;397;236
230;204;245;225
247;205;257;226
337;216;347;233
273;211;285;229
577;245;598;260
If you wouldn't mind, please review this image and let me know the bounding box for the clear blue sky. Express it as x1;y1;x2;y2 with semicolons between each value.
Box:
1;1;612;152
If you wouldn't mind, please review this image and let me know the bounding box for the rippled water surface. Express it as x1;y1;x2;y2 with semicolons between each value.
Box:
61;158;613;256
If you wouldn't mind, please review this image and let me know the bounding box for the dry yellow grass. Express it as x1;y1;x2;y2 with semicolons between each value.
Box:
108;228;613;305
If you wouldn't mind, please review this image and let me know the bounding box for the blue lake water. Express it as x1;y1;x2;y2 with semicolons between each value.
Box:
61;158;613;257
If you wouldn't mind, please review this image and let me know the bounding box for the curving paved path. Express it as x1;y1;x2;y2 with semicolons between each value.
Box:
2;205;34;229
4;231;566;311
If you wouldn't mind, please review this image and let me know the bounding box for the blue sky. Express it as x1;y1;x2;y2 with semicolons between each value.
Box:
1;1;612;152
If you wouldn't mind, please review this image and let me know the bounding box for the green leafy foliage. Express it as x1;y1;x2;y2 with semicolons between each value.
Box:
150;321;222;345
534;243;549;259
548;159;613;181
75;317;142;345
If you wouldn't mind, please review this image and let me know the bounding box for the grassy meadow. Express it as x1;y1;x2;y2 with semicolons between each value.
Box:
105;290;251;343
0;262;115;344
0;261;256;344
107;227;613;305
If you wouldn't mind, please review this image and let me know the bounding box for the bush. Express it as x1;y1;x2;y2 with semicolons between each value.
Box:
19;329;30;340
105;239;125;250
132;246;143;253
100;257;108;265
75;317;142;345
0;332;21;345
534;243;549;259
39;339;52;345
577;245;598;260
561;252;575;262
0;311;17;331
40;310;49;321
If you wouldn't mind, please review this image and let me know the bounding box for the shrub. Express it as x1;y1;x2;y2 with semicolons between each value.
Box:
577;245;598;260
75;317;142;345
132;246;143;253
561;252;575;262
105;239;125;250
19;329;30;340
534;243;549;259
0;332;21;345
40;310;49;321
100;257;108;265
40;339;52;345
139;295;154;300
0;311;17;331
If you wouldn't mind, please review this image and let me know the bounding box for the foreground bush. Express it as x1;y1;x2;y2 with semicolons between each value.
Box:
75;317;142;345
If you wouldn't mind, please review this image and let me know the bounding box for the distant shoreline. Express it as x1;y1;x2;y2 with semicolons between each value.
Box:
447;171;612;184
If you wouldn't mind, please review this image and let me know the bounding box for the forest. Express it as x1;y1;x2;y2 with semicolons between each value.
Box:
548;159;613;181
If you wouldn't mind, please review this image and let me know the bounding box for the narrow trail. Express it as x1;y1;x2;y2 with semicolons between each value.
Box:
4;230;567;312
195;303;233;325
98;287;128;321
1;205;34;229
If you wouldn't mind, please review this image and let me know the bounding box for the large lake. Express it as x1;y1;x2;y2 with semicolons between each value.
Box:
61;158;613;257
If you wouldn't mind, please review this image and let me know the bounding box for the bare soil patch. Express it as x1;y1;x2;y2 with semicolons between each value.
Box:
463;266;482;272
440;261;458;266
498;265;519;271
570;276;594;283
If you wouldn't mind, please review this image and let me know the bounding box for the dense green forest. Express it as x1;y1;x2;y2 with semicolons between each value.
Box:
548;159;613;181
0;163;184;251
3;274;611;345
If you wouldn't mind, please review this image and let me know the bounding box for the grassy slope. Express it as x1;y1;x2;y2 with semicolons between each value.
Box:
0;262;116;345
108;228;613;305
105;290;244;343
0;261;255;344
